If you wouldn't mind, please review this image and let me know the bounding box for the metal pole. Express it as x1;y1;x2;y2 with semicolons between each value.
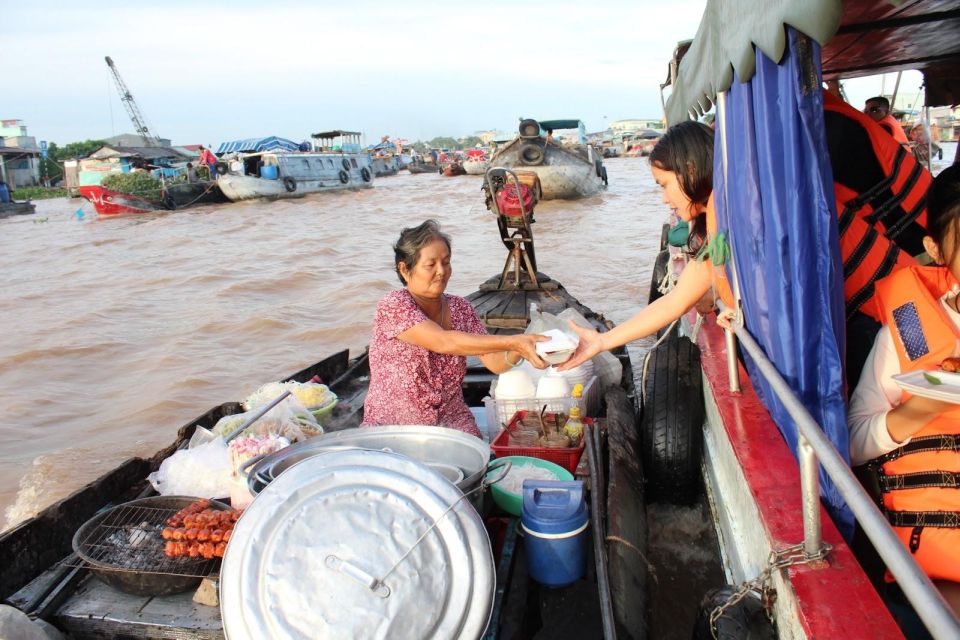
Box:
925;104;933;172
798;434;822;558
716;91;741;393
721;307;960;638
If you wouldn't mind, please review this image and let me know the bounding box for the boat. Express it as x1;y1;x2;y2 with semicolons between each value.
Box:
0;184;648;638
216;131;374;201
442;160;466;177
647;0;960;638
0;200;37;219
79;181;227;216
463;149;490;175
489;119;607;199
406;160;437;174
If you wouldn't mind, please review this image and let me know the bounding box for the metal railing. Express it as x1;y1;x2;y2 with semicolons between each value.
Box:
717;301;960;638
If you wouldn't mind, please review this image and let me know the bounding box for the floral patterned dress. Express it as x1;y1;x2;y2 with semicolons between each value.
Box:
362;289;487;437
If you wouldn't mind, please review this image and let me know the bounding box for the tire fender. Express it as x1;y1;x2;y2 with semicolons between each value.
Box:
640;324;704;504
283;177;297;192
647;249;671;305
338;170;349;184
341;158;351;171
519;143;544;166
361;167;372;182
214;161;229;175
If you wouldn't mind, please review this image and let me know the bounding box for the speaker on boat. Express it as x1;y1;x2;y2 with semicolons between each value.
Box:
519;118;541;138
520;143;545;166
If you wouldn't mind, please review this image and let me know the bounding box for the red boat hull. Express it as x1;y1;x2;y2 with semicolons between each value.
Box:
79;185;164;216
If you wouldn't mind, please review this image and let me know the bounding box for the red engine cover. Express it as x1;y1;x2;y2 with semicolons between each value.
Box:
496;183;535;217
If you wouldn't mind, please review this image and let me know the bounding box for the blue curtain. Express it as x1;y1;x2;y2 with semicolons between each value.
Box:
713;28;853;537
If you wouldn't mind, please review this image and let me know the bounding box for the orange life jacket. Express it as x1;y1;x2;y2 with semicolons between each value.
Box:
823;92;930;321
878;113;910;145
874;265;960;582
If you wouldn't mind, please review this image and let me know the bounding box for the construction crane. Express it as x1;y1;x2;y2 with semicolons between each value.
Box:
104;56;162;147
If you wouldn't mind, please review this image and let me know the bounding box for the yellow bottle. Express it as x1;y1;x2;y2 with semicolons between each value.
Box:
563;406;585;444
571;383;584;415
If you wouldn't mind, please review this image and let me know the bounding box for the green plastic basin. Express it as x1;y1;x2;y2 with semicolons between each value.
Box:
486;456;573;517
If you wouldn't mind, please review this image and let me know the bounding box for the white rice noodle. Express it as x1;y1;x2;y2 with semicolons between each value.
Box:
498;463;558;494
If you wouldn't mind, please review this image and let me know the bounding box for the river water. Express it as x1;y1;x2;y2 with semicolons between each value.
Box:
0;157;667;531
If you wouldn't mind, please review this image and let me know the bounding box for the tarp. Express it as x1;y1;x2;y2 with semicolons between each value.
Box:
216;136;300;155
713;28;853;536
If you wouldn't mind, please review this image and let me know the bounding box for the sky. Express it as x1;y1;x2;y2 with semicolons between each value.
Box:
2;1;927;149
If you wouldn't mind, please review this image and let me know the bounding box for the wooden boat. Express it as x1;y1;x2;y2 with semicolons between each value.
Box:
217;131;374;201
442;161;466;177
369;155;400;177
0;200;37;219
406;161;437;174
0;198;651;637
649;1;960;638
489;119;607;199
79;181;227;216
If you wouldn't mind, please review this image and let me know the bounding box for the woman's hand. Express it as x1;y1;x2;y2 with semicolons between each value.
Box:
887;394;956;443
511;333;550;369
716;308;737;330
556;320;603;371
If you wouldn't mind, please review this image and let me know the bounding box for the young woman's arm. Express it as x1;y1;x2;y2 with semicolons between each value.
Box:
558;258;713;370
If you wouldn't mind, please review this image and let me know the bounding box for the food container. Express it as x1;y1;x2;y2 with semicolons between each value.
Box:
220;449;495;640
489;411;590;474
492;369;536;400
521;480;589;588
485;375;599;434
485;457;573;516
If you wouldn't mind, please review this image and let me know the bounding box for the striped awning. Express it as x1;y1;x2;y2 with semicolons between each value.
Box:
216;136;301;155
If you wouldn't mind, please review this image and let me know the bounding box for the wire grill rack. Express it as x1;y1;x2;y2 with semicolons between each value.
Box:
72;499;222;578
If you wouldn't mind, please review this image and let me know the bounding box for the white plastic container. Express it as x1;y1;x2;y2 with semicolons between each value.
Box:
484;375;599;431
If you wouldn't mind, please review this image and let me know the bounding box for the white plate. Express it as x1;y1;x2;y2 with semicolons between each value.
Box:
892;370;960;403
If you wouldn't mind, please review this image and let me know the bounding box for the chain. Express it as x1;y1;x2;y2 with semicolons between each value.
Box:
709;542;833;639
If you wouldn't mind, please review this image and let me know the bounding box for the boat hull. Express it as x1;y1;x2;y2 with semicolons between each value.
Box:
0;201;37;218
463;159;489;175
217;173;372;201
79;185;164;216
490;139;605;199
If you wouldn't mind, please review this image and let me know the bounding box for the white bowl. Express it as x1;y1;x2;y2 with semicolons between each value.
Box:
536;375;570;399
494;370;536;400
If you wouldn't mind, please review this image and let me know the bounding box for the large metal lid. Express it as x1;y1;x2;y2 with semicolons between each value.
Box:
221;449;494;640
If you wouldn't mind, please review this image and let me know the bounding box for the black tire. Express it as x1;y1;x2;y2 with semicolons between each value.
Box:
162;192;176;210
338;170;349;184
519;143;545;166
361;167;372;182
601;166;608;185
692;587;775;640
647;249;671;305
659;222;671;251
341;158;351;171
519;118;540;138
596;160;603;177
214;161;229;175
283;177;297;192
640;325;704;504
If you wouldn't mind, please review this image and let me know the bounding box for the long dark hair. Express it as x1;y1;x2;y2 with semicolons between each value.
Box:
928;165;960;266
393;219;452;285
649;121;715;254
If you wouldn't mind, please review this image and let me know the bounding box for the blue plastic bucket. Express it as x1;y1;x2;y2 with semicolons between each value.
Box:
260;165;278;180
521;480;589;587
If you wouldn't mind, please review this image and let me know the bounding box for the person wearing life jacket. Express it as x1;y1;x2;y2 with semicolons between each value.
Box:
848;165;960;615
558;121;722;370
864;96;910;146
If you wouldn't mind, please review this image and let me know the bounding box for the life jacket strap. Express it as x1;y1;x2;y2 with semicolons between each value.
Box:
875;434;960;464
879;469;960;492
886;510;960;529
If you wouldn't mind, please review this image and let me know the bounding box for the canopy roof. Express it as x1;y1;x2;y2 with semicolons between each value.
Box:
89;145;187;160
664;0;960;124
538;119;584;131
311;130;361;139
216;136;300;155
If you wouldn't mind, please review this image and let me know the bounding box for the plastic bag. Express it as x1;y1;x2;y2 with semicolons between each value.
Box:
211;395;322;442
148;436;233;498
243;380;336;412
528;303;622;388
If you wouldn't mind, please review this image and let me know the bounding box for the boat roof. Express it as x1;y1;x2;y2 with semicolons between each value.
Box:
216;136;300;155
311;130;361;139
538;119;584;131
89;145;188;160
664;0;960;124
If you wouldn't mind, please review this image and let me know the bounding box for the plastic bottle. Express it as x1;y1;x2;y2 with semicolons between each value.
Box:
571;383;584;415
563;406;585;444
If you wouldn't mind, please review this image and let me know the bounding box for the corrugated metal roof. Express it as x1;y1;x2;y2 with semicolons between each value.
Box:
216;137;300;154
89;145;188;160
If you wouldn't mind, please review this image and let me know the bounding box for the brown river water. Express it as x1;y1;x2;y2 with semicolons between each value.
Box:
0;157;668;532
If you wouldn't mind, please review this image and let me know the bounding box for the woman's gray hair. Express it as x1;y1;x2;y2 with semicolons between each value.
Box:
394;219;452;284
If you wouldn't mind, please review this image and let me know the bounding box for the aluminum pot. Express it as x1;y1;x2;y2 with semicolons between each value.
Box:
243;426;490;496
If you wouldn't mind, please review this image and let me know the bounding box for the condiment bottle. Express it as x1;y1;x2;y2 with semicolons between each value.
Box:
571;383;584;415
563;406;585;444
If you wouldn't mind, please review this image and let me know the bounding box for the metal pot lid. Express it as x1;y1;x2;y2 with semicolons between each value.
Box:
221;449;494;640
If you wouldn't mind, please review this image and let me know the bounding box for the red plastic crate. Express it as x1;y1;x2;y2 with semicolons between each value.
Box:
489;410;589;474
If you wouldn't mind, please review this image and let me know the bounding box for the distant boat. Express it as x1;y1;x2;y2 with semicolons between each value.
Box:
0;200;36;219
489;119;607;199
217;131;373;201
463;150;489;175
407;161;437;174
369;155;401;177
79;181;226;216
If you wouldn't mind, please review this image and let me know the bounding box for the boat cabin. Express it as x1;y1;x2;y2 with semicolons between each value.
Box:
311;130;363;154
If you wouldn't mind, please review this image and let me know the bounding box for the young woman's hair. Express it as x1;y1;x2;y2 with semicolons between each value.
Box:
649;121;715;254
927;164;960;265
393;219;452;284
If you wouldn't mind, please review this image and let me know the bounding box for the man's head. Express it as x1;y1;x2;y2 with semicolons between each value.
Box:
864;96;890;122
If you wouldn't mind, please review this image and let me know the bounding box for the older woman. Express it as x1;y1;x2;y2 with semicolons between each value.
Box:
362;220;548;437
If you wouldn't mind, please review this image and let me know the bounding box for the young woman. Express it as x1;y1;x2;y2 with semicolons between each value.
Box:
362;220;548;438
559;120;718;371
848;165;960;614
